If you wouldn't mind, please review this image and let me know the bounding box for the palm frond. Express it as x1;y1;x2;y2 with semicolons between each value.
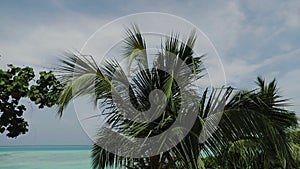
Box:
209;78;299;168
123;24;148;73
56;53;114;116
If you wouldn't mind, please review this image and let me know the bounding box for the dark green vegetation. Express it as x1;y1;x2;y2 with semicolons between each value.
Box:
0;64;63;138
57;26;299;168
204;130;300;169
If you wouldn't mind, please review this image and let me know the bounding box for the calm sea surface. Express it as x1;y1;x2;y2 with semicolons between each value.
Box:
0;145;92;169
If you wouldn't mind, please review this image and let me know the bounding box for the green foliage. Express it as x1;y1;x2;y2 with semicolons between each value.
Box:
290;129;300;167
202;156;225;169
0;64;63;138
203;78;299;169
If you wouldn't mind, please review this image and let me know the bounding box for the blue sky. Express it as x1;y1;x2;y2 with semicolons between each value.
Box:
0;0;299;145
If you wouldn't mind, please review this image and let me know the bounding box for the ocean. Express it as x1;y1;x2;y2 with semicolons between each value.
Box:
0;145;92;169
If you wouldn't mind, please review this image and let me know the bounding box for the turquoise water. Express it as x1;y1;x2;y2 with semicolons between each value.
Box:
0;145;92;169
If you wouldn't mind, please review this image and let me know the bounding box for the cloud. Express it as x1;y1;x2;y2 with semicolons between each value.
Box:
0;14;110;69
279;69;300;118
0;1;246;68
223;59;261;85
261;48;300;67
197;1;245;56
278;1;300;29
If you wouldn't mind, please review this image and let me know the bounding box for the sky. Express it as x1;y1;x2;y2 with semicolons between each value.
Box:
0;0;299;145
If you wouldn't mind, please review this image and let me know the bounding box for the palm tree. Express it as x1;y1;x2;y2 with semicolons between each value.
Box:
204;78;299;168
56;25;298;169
